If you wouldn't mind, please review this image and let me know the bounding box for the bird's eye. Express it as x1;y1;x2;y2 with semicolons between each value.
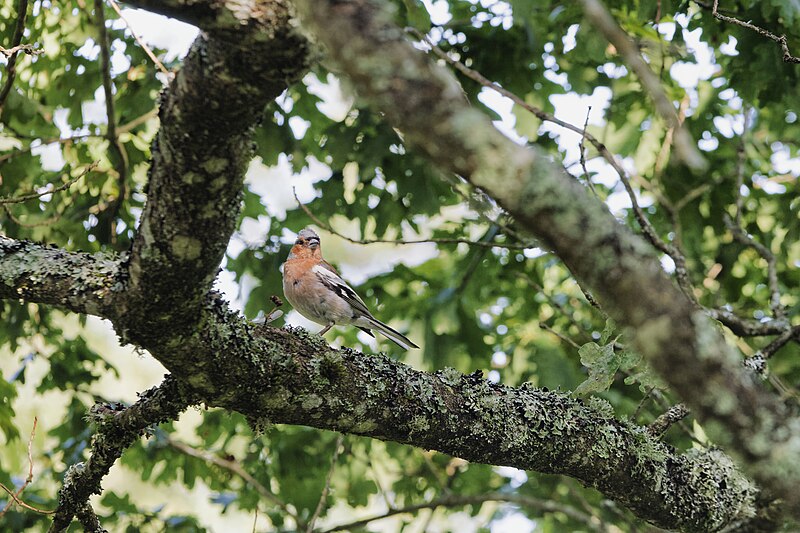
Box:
295;239;303;245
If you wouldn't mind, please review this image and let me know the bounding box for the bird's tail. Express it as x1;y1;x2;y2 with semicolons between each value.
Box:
366;317;419;350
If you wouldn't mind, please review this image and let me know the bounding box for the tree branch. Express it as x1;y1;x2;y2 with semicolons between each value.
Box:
0;163;95;205
0;236;122;317
0;232;773;530
647;404;690;438
49;375;196;532
697;0;800;63
292;0;800;519
321;492;607;533
406;26;699;304
93;0;128;243
0;0;31;113
579;0;707;172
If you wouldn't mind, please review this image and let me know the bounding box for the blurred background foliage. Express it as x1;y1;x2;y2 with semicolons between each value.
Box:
1;0;799;530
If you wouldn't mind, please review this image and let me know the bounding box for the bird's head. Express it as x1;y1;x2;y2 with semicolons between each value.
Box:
289;228;322;259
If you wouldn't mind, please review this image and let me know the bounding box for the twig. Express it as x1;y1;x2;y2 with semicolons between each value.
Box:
0;0;31;112
579;106;599;197
707;308;789;337
722;111;785;321
107;0;172;78
165;437;303;527
539;322;582;349
3;204;65;227
744;326;800;374
293;188;531;249
406;27;699;301
647;404;690;437
0;482;54;515
631;386;655;421
0;109;156;165
0;417;53;518
307;434;345;533
699;0;800;63
578;0;707;172
0;134;97;164
94;0;128;243
321;492;606;533
0;162;97;205
0;43;42;58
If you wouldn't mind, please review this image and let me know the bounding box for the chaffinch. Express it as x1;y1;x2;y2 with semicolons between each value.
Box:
282;228;419;350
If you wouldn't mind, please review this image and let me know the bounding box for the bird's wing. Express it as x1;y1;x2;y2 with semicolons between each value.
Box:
312;263;373;318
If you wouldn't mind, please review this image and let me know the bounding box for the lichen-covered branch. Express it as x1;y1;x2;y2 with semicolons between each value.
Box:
48;376;196;533
0;236;122;318
292;0;800;518
3;246;765;532
240;325;757;532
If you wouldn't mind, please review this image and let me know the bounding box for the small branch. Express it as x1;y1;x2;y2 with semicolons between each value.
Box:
321;492;606;533
0;43;42;58
94;0;129;243
647;404;690;437
3;201;71;228
745;326;800;374
0;162;97;205
579;0;707;172
707;308;790;337
0;134;98;164
165;436;302;527
406;27;700;302
293;189;532;249
0;109;156;166
107;0;172;78
0;417;41;518
578;107;599;197
0;483;54;516
698;0;800;63
0;0;32;112
721;108;784;321
306;434;345;533
539;321;582;349
0;418;52;518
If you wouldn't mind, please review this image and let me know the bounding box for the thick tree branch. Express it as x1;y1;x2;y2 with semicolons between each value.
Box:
292;0;800;519
49;375;196;533
242;324;757;532
0;236;122;317
0;241;766;531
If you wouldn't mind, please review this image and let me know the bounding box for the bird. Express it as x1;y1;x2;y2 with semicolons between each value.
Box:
282;228;419;350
